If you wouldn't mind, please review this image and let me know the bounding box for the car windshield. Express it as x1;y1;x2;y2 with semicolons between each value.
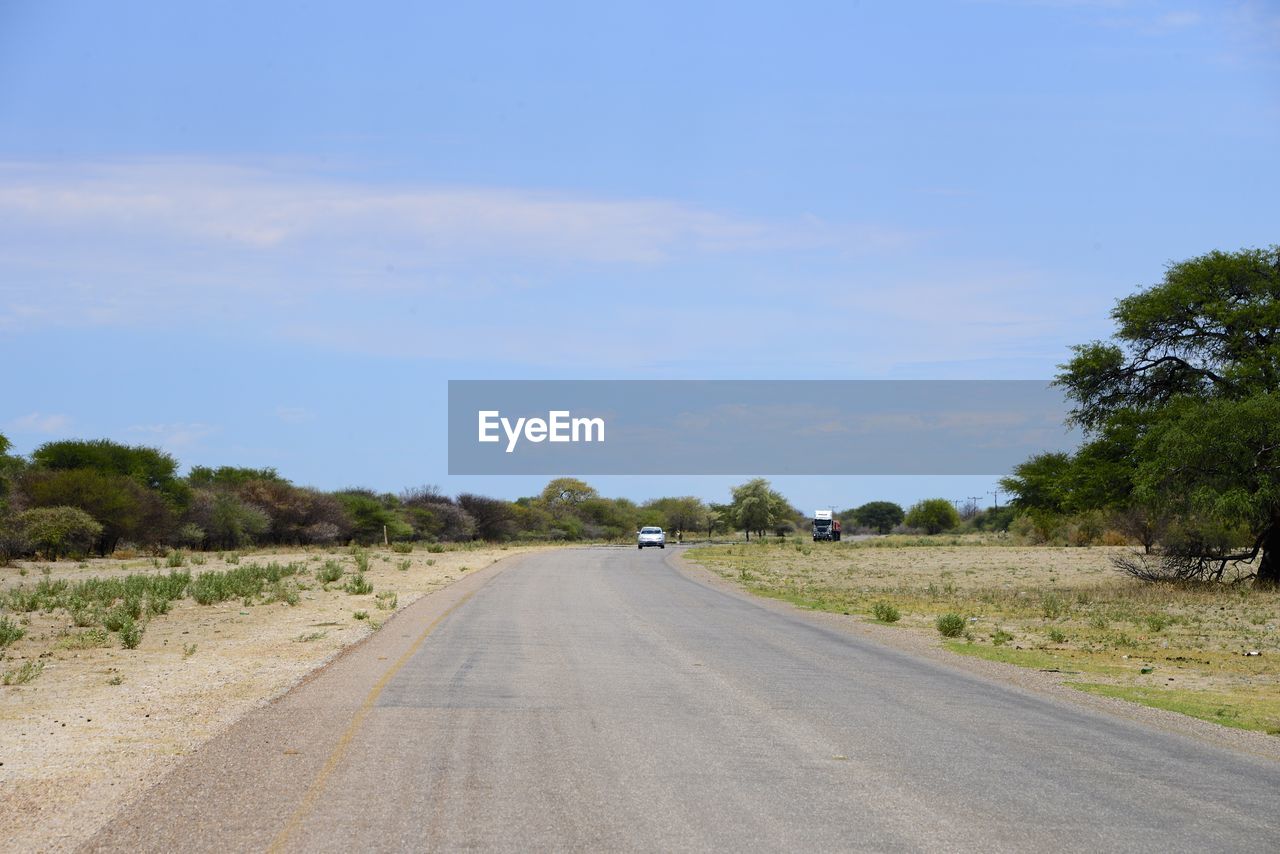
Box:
641;528;662;534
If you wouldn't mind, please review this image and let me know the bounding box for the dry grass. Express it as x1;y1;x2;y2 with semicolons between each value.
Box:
689;536;1280;735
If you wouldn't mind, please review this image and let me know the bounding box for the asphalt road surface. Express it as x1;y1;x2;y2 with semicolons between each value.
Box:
89;548;1280;853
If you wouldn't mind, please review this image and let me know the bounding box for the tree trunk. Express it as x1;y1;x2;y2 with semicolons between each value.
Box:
1256;524;1280;589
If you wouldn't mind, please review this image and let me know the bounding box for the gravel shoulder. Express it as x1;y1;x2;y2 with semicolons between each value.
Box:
0;544;546;853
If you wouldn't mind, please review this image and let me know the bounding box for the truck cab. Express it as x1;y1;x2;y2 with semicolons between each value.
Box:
812;510;842;542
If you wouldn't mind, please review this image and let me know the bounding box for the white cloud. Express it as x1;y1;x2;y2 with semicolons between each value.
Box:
5;412;72;435
0;158;908;265
127;422;218;451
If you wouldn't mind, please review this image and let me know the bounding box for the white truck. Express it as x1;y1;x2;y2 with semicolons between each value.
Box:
812;510;842;542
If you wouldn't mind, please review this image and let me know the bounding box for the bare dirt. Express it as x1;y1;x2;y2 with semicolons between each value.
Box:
0;544;545;853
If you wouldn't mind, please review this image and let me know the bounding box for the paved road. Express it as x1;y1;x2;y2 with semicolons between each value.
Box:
91;548;1280;852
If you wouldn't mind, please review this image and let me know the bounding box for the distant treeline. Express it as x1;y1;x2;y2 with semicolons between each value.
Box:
0;436;1003;561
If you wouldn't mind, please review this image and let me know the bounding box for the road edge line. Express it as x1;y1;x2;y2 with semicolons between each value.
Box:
266;587;480;852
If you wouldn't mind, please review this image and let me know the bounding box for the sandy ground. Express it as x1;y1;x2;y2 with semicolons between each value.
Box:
0;544;546;853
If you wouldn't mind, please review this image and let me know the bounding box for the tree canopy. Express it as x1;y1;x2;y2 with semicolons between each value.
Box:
904;499;959;535
1024;246;1280;585
849;501;905;534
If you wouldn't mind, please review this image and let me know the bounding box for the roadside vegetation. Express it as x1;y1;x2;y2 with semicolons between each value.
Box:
0;540;532;688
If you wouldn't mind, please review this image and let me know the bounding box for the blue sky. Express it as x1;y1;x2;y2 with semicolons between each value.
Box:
2;0;1278;511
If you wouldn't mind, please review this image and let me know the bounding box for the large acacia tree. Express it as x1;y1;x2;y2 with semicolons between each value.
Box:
1056;246;1280;587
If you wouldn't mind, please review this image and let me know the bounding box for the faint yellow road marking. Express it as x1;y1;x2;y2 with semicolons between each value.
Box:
268;589;479;853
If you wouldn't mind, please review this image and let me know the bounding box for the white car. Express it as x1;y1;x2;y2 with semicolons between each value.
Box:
637;526;666;549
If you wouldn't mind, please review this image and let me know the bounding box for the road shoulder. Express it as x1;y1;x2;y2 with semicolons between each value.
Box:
668;547;1280;764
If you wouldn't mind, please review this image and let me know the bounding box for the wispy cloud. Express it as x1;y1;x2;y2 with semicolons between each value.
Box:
0;158;909;264
5;412;72;435
127;422;218;451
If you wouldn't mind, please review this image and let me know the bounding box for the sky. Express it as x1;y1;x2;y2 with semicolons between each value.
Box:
1;0;1278;512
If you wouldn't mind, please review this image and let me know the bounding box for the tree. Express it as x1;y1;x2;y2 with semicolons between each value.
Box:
728;478;789;540
457;494;516;541
235;479;350;545
22;468;172;554
539;478;598;512
905;499;960;535
18;506;102;560
189;465;285;488
642;496;708;535
34;439;190;509
187;490;270;550
998;453;1074;515
333;489;412;544
0;432;23;507
1055;246;1280;586
850;501;904;534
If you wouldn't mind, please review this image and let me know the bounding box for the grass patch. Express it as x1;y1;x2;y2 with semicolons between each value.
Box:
189;562;302;605
944;641;1126;676
1070;682;1280;735
56;627;110;650
2;660;44;685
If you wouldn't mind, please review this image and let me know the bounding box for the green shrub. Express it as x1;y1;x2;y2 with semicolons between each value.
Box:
391;541;413;554
992;628;1014;646
166;550;187;568
375;590;398;610
1048;627;1067;644
102;605;133;632
353;610;369;620
425;543;446;554
0;616;25;648
344;573;373;595
317;560;343;584
871;602;900;623
396;559;410;572
936;613;966;638
351;548;370;573
118;617;143;649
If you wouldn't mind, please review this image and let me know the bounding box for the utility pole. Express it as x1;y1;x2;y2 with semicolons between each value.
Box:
988;489;1001;509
